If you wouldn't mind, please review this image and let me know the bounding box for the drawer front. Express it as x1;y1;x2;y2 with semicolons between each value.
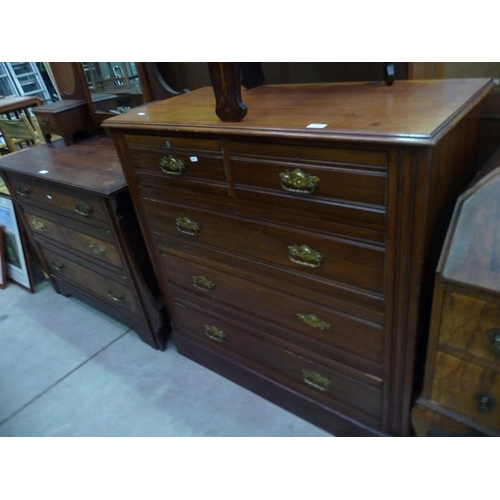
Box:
229;141;388;167
162;252;384;367
35;111;57;129
24;211;123;269
43;247;139;315
125;134;222;153
229;141;387;227
144;200;385;294
175;302;383;427
439;291;500;363
129;148;226;183
230;158;386;226
431;352;500;429
9;177;107;223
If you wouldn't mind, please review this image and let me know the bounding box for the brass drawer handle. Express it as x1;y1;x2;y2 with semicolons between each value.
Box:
41;117;50;125
75;200;93;217
204;325;227;343
301;369;331;392
192;275;216;292
89;242;106;256
474;393;497;415
297;313;331;331
16;185;31;197
487;329;500;355
31;219;47;232
175;216;200;236
279;168;319;194
51;261;65;272
287;244;324;268
160;155;185;176
108;289;125;302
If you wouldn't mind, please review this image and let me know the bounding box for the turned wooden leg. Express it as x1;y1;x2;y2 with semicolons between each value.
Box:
207;62;247;122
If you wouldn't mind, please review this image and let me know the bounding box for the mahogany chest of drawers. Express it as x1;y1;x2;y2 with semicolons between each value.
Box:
0;137;167;350
412;148;500;437
105;79;494;436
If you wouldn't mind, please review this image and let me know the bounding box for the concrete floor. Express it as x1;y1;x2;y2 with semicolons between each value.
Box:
0;279;330;437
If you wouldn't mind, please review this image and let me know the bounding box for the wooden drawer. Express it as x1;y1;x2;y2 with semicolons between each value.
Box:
34;111;57;130
9;176;107;223
439;291;500;363
144;199;385;294
162;252;384;368
174;302;383;428
229;141;388;167
125;134;222;153
42;246;139;316
229;141;386;227
431;352;500;429
126;133;227;200
129;149;226;182
24;210;123;269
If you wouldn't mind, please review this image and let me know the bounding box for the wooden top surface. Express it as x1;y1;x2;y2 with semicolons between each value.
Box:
0;95;43;112
33;99;88;113
103;79;494;145
440;147;500;293
0;136;126;196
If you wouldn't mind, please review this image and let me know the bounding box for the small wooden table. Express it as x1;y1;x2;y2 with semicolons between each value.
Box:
33;99;95;146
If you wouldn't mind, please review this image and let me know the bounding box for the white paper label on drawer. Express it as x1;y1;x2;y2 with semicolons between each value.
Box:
190;156;199;162
306;123;328;129
39;170;49;174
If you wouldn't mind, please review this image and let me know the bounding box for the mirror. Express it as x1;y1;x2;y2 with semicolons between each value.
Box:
82;62;144;116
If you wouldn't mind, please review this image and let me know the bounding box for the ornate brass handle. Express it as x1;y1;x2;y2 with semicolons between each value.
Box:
204;325;227;343
108;289;125;302
31;219;47;232
74;200;93;217
16;185;31;197
487;329;500;355
175;216;200;236
474;393;497;415
301;369;331;392
287;244;324;268
297;313;331;331
160;155;185;176
279;168;319;194
192;275;216;292
51;261;65;272
42;117;50;125
89;242;106;256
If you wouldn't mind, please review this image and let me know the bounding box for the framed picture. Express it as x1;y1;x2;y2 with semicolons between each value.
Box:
0;194;32;290
0;224;6;289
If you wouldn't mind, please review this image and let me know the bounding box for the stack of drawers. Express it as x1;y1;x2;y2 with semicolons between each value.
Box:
0;137;167;350
106;80;494;436
126;134;386;433
412;150;500;436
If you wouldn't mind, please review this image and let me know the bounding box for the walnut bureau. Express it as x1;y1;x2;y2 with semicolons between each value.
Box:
412;148;500;437
105;79;494;436
0;136;168;350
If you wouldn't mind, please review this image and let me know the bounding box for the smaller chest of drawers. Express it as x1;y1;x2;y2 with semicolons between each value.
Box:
412;149;500;436
0;136;168;350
